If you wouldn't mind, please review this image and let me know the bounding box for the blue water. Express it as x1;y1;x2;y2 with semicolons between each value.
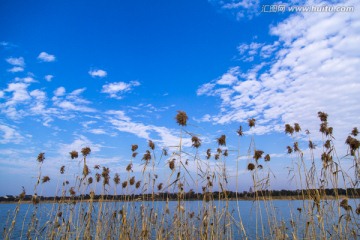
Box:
1;199;359;239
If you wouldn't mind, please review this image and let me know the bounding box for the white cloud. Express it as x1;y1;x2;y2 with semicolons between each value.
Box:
217;67;240;85
102;81;140;99
107;110;191;147
8;66;24;73
52;87;96;113
6;57;25;72
88;129;107;135
5;82;31;105
57;101;95;112
89;69;107;78
0;124;23;144
38;52;56;62
198;0;360;145
106;110;131;121
6;57;25;67
14;76;36;83
44;75;54;82
212;0;260;19
58;135;101;157
54;87;66;97
197;83;215;96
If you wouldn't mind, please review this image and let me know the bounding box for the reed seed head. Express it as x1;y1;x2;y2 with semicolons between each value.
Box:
287;146;293;154
135;181;141;189
94;164;100;169
247;163;255;171
248;118;256;128
309;141;316;149
142;150;151;161
253;150;264;161
217;135;226;146
237;125;244;136
114;173;120;185
293;142;300;152
324;140;331;149
42;176;50;183
102;167;110;178
148;140;155;150
345;136;360;155
264;154;270;162
169;159;175;170
294;123;301;132
223;149;228;157
60;165;65;174
130;176;135;185
321;152;333;163
126;163;133;172
206;149;211;159
69;150;79;159
191;136;202;148
351;127;359;137
132;152;138;158
88;177;93;185
157;183;163;191
81;147;91;157
318;111;328;122
285;124;294;135
214;154;220;160
95;173;101;182
175;111;188;126
131;144;138;152
37;152;45;163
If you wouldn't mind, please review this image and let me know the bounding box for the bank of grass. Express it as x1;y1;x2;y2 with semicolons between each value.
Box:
3;111;360;239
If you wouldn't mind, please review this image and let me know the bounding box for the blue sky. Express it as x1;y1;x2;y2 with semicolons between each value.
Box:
0;0;359;196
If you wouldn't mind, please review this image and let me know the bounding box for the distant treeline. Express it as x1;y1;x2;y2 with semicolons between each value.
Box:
1;188;360;202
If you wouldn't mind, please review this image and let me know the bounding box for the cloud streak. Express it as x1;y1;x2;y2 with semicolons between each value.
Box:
102;81;140;99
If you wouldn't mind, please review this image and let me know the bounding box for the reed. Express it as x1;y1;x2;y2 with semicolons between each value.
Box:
2;111;359;239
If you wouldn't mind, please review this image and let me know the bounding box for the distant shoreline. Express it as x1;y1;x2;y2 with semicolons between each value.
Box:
1;195;359;204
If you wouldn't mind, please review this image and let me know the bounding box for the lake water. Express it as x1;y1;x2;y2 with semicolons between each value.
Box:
1;199;359;239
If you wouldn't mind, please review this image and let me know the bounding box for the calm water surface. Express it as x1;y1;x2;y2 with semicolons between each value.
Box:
1;199;359;239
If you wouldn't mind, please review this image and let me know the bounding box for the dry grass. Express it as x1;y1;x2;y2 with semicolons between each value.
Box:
2;112;360;239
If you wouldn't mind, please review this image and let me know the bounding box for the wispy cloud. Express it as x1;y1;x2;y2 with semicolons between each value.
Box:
89;69;107;78
102;81;140;99
211;0;260;19
0;124;24;144
106;110;191;147
53;87;96;113
44;75;54;82
38;52;56;62
58;135;102;157
6;57;25;72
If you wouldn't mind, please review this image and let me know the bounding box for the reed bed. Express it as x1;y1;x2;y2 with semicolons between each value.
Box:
2;111;360;239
